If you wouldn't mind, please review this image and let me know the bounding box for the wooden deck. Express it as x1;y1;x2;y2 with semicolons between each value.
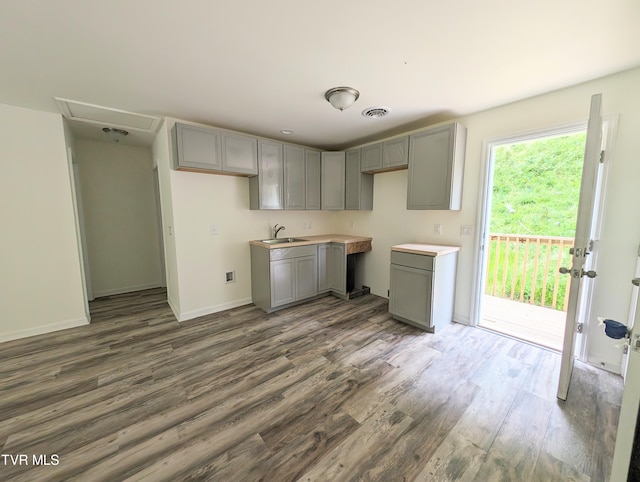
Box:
480;295;567;351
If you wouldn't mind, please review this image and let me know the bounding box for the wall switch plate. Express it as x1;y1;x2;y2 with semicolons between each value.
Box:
434;224;442;235
460;225;473;237
210;225;219;236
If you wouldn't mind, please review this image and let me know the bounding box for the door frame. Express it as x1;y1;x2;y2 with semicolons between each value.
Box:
470;117;616;361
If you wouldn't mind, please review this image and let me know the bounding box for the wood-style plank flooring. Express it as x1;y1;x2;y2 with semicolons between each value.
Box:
0;289;623;481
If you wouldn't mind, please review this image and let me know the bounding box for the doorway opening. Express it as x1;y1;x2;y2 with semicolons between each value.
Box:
478;130;587;351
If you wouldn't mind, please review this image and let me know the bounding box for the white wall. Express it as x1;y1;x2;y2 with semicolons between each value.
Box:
0;104;87;341
157;118;336;321
334;66;640;372
75;140;163;297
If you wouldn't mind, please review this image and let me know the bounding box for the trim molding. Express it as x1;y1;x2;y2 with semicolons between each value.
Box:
453;313;471;325
167;297;180;321
586;355;622;375
178;298;253;322
93;283;163;298
0;317;89;343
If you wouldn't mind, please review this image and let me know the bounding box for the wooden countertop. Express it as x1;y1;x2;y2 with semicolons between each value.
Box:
391;243;460;257
250;234;372;250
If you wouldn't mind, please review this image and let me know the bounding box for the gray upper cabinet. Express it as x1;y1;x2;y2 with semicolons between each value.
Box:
221;132;258;175
284;145;305;210
321;152;345;210
345;149;373;211
173;122;259;176
305;149;321;210
249;140;284;210
360;136;409;173
173;123;222;171
383;136;409;169
407;123;466;210
361;143;383;172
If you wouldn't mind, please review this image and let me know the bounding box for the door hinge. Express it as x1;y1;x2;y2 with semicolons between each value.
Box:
577;322;584;334
600;150;605;163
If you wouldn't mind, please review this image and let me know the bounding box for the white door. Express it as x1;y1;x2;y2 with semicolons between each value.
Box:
610;275;640;479
556;94;604;400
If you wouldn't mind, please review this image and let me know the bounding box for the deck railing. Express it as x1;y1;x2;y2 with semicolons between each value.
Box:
485;234;574;311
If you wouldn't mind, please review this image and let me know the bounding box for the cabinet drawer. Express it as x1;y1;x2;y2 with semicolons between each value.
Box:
270;245;317;261
390;251;434;271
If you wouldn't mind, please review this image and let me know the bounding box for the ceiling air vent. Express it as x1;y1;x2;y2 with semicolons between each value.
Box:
362;107;390;119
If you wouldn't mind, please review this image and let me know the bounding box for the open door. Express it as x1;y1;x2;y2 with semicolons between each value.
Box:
557;93;603;401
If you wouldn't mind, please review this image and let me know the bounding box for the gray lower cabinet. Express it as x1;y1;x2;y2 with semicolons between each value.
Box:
305;149;321;210
329;243;346;295
389;250;457;332
250;140;284;210
317;243;330;292
345;149;373;210
284;145;305;210
321;152;346;210
317;242;346;296
251;244;318;312
172;122;258;176
407;123;466;210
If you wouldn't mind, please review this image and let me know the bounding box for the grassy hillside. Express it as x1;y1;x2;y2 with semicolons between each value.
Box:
486;132;586;310
490;132;586;237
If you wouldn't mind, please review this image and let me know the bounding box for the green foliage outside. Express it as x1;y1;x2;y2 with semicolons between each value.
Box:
486;133;586;310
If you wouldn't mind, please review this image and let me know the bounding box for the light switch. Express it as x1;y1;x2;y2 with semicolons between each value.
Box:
434;224;442;235
210;225;219;236
460;225;473;237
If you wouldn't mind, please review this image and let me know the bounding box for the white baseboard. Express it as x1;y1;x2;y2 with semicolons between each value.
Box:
0;317;89;343
167;297;180;321
453;313;471;325
585;355;622;375
93;283;163;298
178;298;253;322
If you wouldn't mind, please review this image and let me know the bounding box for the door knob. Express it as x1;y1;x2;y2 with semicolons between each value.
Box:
559;267;571;275
581;269;597;279
632;278;640;287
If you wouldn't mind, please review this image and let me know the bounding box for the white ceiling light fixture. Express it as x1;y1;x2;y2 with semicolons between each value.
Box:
324;87;360;111
102;127;129;142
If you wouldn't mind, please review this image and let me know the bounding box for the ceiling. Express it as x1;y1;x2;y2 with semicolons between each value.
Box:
1;0;639;150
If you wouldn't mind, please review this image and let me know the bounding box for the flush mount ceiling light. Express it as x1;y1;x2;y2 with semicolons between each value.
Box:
102;127;129;142
324;87;360;111
280;129;294;135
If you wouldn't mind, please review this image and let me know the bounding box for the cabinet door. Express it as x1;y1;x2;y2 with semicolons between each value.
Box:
221;132;257;175
361;143;383;172
295;255;318;300
407;123;465;210
384;136;409;168
345;149;362;210
345;149;373;211
305;149;321;210
270;258;296;307
321;152;345;210
174;123;222;171
284;145;305;210
389;264;433;328
257;140;284;210
329;243;346;294
317;244;330;292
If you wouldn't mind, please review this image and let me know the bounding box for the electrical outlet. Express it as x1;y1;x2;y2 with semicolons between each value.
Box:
225;270;235;283
460;225;473;237
434;224;442;235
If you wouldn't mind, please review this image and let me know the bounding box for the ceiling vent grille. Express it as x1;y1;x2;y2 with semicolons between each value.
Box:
362;107;390;118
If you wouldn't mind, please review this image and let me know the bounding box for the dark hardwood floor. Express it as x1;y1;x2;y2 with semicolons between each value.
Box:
0;289;623;481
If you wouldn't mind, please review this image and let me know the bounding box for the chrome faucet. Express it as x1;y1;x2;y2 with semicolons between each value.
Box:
273;224;286;239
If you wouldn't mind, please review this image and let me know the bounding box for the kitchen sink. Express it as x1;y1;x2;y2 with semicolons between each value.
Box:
261;238;307;244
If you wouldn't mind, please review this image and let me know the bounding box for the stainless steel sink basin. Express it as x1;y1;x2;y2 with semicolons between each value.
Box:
261;238;307;244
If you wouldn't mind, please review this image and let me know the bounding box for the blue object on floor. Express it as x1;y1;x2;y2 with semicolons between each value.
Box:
602;319;628;339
